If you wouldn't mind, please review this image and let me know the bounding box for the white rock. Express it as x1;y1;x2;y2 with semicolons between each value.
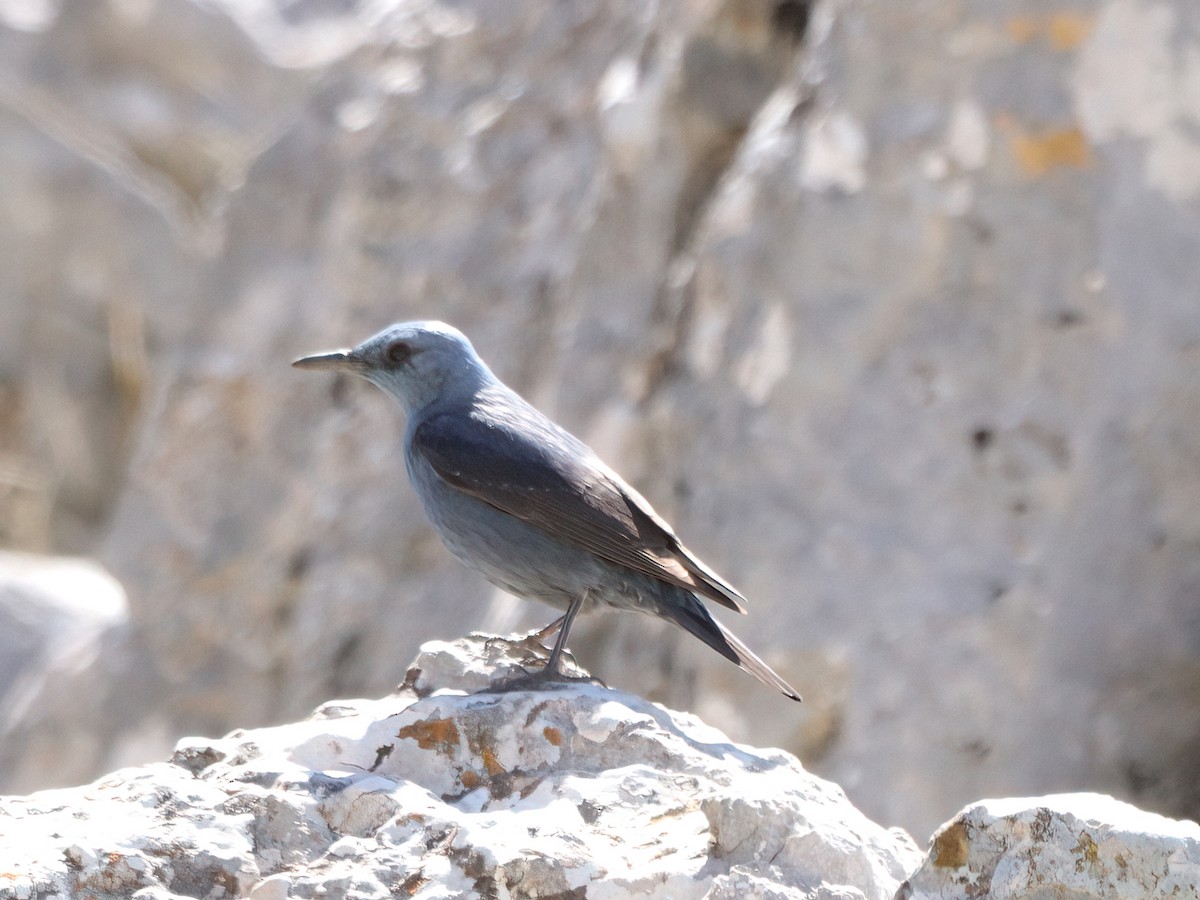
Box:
0;550;126;715
247;875;291;900
0;552;135;792
799;110;868;194
7;0;1200;849
899;792;1200;899
0;633;920;900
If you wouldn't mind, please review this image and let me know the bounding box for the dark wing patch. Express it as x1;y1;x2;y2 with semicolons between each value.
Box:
412;410;747;613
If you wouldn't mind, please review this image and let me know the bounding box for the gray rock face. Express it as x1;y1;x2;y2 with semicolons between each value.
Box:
0;551;145;794
899;793;1200;899
0;633;922;900
2;0;1199;841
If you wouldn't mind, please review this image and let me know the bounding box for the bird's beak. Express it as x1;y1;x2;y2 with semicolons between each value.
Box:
291;349;367;372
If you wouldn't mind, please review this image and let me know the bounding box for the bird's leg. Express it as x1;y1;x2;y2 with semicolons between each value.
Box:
530;614;567;647
544;590;587;676
480;592;600;694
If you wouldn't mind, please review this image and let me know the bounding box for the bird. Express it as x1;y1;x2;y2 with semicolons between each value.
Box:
293;321;801;701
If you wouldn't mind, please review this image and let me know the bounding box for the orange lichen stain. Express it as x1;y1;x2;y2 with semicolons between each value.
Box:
480;746;505;777
1006;13;1091;50
460;770;481;790
1072;832;1100;873
1006;16;1038;43
932;820;970;868
648;800;699;826
1047;13;1090;50
1009;125;1090;175
397;718;460;750
399;871;430;897
543;726;563;746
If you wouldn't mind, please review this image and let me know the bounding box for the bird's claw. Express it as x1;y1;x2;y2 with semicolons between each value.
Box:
478;665;605;696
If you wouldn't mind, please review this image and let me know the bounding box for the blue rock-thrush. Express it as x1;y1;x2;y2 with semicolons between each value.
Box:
294;321;801;701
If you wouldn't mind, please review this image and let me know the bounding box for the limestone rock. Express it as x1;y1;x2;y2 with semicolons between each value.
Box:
898;793;1200;899
0;551;148;793
2;0;1199;843
0;633;921;900
639;0;1200;836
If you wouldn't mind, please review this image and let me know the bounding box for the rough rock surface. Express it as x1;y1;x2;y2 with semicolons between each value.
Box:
899;793;1200;899
0;633;921;900
2;0;1200;840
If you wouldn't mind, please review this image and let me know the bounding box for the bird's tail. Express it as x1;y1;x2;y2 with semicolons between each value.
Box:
657;595;802;702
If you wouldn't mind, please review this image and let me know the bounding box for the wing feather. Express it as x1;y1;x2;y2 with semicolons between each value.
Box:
412;410;747;614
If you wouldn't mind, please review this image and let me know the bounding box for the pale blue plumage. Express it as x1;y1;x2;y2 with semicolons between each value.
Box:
294;321;800;701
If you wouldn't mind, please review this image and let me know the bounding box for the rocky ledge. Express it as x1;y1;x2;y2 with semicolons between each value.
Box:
1;633;1197;900
900;792;1200;899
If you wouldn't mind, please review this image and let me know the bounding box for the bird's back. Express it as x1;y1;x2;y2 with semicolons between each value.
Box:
406;382;749;614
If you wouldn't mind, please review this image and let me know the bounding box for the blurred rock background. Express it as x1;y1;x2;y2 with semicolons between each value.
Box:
0;0;1197;839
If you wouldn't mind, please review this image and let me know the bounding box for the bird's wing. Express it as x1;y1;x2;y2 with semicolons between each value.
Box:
412;409;748;614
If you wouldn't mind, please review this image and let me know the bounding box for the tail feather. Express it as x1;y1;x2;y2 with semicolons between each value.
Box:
677;544;749;615
658;596;802;702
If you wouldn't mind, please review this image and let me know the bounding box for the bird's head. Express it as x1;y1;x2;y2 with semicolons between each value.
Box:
293;320;495;413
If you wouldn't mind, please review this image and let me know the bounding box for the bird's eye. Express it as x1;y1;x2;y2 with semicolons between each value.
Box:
385;340;412;365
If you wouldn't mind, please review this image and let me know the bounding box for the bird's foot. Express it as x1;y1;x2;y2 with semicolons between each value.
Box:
479;664;605;695
480;625;568;668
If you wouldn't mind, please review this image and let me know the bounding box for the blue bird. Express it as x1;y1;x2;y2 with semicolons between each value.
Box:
294;321;801;701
